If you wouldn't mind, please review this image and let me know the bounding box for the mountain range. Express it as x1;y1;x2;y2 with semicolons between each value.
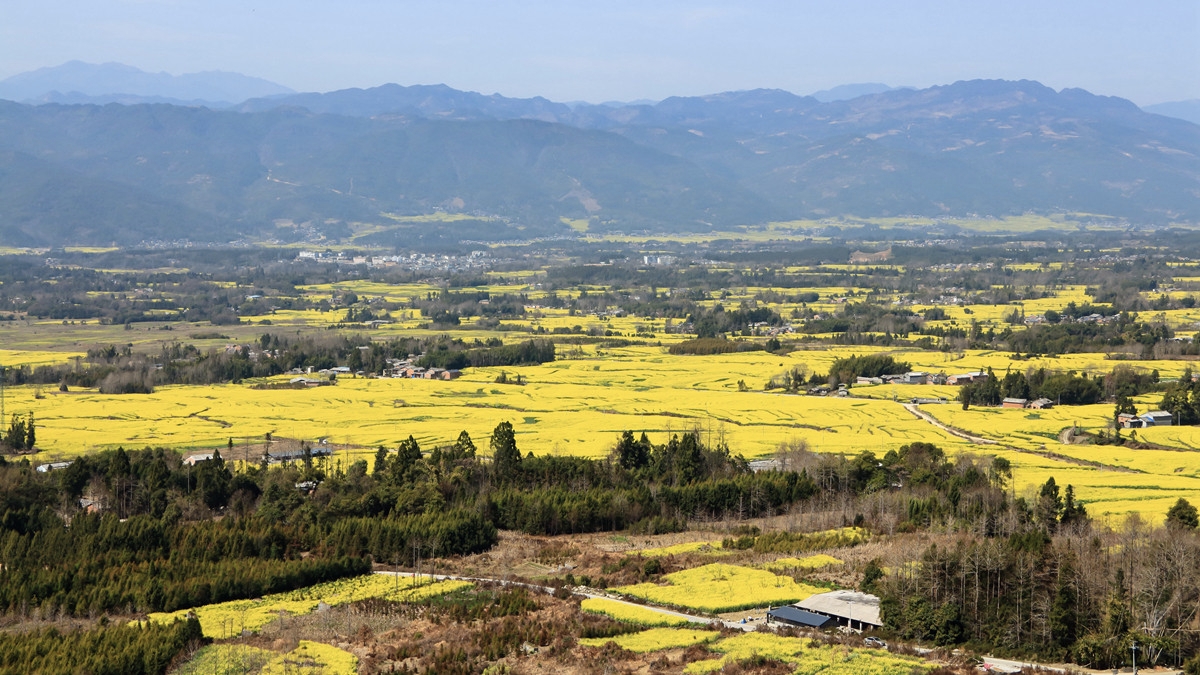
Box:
0;65;1198;248
0;61;294;108
1145;100;1200;127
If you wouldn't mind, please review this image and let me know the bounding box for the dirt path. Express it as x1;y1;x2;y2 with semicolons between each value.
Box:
901;403;997;444
902;403;1141;473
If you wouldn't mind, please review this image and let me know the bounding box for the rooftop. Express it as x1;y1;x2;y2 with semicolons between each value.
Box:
767;605;835;628
795;590;882;626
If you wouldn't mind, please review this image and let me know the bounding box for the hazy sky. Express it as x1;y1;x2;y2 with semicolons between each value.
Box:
1;0;1197;105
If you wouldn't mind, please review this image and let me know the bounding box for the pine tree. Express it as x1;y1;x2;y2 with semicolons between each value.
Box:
1166;497;1199;529
453;430;476;458
24;413;34;450
1050;558;1079;647
393;436;422;482
490;421;521;480
616;430;649;470
1036;476;1063;532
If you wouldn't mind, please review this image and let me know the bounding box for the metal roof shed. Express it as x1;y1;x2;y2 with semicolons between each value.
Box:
767;606;836;629
796;590;882;631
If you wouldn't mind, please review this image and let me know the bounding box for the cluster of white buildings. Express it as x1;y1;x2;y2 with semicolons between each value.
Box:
295;250;490;273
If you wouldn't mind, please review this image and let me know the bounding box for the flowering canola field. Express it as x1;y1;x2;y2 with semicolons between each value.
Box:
683;632;931;675
145;573;470;638
579;627;716;652
261;641;358;675
631;540;727;557
762;554;843;572
614;563;825;614
579;598;691;626
9;332;1200;520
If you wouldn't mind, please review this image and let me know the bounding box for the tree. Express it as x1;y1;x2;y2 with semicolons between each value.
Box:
1113;395;1137;431
453;430;476;458
990;456;1012;489
675;433;704;485
615;430;649;470
490;421;521;480
1059;484;1088;528
861;559;884;594
374;445;388;474
1050;558;1079;647
393;436;422;482
24;413;34;450
1036;477;1063;532
4;413;27;451
1166;497;1199;530
194;450;232;509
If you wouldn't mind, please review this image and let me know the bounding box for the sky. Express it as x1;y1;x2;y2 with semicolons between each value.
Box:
1;0;1197;105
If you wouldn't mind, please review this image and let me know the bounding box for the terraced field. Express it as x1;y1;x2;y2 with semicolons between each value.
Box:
145;574;470;638
614;563;826;614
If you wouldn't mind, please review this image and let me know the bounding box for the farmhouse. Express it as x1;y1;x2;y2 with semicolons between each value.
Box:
766;605;836;629
1001;398;1028;409
947;371;989;385
35;461;73;473
795;590;882;631
1140;411;1174;426
1030;398;1054;409
1118;413;1146;429
902;371;928;385
183;452;215;466
290;377;325;387
267;447;332;464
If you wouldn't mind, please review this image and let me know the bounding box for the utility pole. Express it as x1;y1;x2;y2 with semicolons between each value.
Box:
1131;639;1138;675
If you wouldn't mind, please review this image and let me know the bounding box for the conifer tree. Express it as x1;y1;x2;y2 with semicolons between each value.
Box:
490;421;520;480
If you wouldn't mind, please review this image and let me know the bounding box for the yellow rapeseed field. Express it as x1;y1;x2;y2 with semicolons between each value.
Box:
579;598;691;626
614;563;825;614
0;348;84;367
631;540;726;557
261;641;358;675
11;346;979;461
762;554;843;571
683;632;931;674
579;627;717;652
175;644;276;675
145;574;470;638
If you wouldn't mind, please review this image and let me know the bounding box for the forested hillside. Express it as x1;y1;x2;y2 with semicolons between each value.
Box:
1;79;1198;246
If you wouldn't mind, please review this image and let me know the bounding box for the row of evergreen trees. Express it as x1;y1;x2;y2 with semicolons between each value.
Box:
0;617;203;675
2;413;34;451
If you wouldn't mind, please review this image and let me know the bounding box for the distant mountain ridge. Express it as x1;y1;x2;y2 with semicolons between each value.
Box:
808;82;904;102
0;77;1196;247
1145;100;1200;126
0;61;293;108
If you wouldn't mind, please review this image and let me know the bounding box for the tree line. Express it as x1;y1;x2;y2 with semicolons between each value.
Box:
1;333;555;393
0;616;204;675
880;493;1200;670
